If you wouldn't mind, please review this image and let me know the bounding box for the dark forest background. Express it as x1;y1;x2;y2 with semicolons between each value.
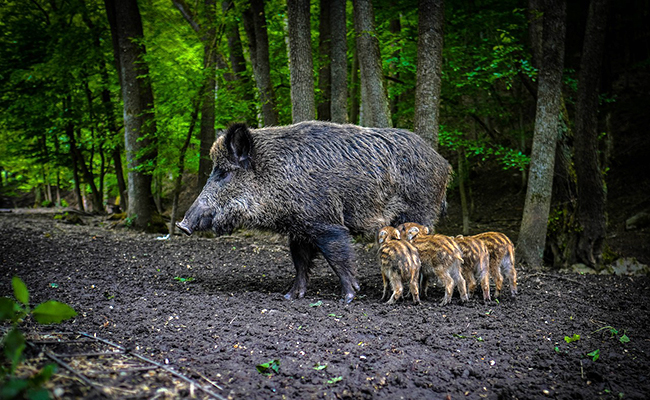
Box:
1;0;648;269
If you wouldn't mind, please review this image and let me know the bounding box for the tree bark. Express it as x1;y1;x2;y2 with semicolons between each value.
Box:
527;0;544;70
243;0;279;126
287;0;315;122
317;0;331;121
349;48;360;124
574;0;609;268
414;0;444;150
517;0;566;268
104;0;160;231
198;0;218;191
223;0;257;124
329;0;348;123
352;0;391;128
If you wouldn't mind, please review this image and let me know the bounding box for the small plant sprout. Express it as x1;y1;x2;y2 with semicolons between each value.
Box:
327;376;343;384
587;349;600;362
1;277;77;398
256;359;280;376
309;300;323;307
564;334;581;343
313;363;327;371
174;276;195;283
591;325;630;343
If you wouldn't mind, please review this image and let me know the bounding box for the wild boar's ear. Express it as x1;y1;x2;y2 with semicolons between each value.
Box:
224;123;255;170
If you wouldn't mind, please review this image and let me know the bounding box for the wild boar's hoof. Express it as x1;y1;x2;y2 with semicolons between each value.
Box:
175;221;193;236
342;291;356;304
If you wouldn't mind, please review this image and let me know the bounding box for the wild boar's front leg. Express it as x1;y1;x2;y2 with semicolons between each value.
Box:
313;224;360;303
285;239;318;300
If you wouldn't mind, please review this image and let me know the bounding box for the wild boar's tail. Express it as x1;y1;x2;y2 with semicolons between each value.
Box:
439;163;454;220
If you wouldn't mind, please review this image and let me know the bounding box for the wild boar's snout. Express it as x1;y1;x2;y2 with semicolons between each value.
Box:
176;199;216;236
175;219;193;236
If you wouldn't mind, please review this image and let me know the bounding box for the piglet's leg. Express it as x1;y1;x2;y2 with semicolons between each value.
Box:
313;224;360;303
284;239;318;300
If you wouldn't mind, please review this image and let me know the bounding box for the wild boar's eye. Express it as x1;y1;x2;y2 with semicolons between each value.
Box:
210;167;233;183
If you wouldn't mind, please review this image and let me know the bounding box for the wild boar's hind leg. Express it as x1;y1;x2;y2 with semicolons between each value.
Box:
313;224;360;303
285;239;318;300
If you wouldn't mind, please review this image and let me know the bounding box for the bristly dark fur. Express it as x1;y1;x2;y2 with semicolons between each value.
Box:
178;121;453;303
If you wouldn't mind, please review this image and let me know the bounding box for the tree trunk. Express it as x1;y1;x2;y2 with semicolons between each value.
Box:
527;0;543;70
329;0;348;123
198;0;218;191
105;0;160;231
223;0;257;124
388;17;401;125
67;122;84;212
170;93;202;236
573;0;609;269
287;0;315;122
243;0;279;126
349;48;360;124
458;148;470;235
414;0;444;149
517;0;566;268
352;0;391;128
317;0;331;121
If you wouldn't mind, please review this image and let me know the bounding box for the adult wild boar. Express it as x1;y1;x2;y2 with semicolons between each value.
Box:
176;121;452;303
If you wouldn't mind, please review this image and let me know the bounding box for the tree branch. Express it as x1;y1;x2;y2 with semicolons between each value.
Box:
172;0;200;33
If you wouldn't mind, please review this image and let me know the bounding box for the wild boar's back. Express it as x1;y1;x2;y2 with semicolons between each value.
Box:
243;121;451;235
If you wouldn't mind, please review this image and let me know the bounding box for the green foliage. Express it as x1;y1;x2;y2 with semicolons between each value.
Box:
564;334;580;344
256;359;280;376
1;277;77;399
440;127;530;171
587;349;600;362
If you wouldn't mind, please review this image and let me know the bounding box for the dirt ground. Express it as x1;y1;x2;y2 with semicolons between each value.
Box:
1;208;649;400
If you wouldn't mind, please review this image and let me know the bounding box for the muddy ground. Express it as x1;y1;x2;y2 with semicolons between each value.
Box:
1;208;649;400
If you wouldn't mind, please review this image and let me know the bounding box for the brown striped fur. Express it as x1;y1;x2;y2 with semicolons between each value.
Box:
398;223;469;305
453;235;491;302
377;226;421;304
472;232;518;298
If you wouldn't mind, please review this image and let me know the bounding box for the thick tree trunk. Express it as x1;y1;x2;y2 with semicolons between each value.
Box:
329;0;348;123
517;0;566;268
574;0;609;268
317;0;331;121
287;0;315;122
243;0;279;126
352;0;391;128
105;0;160;231
414;0;444;150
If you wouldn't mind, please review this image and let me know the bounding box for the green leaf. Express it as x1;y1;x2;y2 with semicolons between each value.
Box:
256;359;280;375
619;334;630;344
26;387;52;400
32;301;77;324
3;328;26;373
12;276;29;306
564;334;580;343
587;349;600;362
0;297;17;322
31;363;57;386
0;378;29;398
327;376;343;384
313;363;327;371
309;301;322;307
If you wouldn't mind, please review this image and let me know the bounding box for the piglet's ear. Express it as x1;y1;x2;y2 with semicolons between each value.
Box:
394;230;401;240
224;123;255;170
424;226;430;234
